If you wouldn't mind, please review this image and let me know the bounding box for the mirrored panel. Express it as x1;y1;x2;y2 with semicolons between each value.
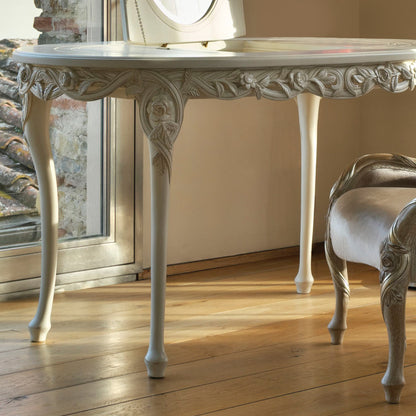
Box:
153;0;214;24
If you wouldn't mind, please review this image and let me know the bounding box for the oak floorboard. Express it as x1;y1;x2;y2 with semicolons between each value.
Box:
0;276;384;376
197;366;416;416
1;308;410;404
1;253;415;415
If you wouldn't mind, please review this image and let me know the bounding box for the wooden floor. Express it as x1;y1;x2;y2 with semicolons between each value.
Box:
1;253;416;415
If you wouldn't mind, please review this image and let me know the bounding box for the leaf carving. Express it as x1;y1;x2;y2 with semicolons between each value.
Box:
391;75;399;91
353;74;365;84
215;81;225;97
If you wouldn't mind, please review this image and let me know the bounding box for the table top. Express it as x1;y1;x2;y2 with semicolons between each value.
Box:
13;37;416;69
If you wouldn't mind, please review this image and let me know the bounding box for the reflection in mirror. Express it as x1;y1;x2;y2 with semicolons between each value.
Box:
153;0;214;24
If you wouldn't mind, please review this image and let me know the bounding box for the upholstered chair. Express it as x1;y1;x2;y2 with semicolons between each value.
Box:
325;153;416;404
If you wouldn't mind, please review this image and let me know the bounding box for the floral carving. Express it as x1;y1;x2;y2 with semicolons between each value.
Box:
290;71;310;90
380;238;409;311
379;199;416;313
347;63;416;95
58;69;76;90
16;60;416;176
146;92;180;179
240;72;270;99
147;93;175;125
18;61;416;105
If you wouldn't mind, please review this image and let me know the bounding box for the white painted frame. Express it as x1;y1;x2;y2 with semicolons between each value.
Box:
0;0;142;298
86;0;104;236
121;0;245;44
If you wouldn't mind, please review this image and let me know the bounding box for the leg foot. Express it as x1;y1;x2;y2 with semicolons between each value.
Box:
145;351;168;378
29;318;51;342
294;272;314;294
328;327;346;345
382;382;404;404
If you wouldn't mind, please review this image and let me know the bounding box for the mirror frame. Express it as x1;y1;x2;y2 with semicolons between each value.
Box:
121;0;245;45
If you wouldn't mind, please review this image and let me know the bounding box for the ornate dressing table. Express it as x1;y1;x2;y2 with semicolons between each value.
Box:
12;0;416;378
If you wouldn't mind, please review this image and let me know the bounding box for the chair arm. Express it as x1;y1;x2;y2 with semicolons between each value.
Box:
329;153;416;210
380;197;416;308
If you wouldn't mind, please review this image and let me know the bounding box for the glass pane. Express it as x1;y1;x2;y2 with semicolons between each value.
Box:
0;0;106;247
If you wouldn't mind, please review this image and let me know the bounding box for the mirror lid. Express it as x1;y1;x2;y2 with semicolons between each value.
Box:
121;0;246;45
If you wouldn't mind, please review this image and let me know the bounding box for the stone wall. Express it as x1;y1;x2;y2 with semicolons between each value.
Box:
0;39;41;245
33;0;92;238
33;0;88;44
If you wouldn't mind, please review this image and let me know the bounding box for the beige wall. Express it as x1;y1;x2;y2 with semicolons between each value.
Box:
143;0;415;268
359;0;416;157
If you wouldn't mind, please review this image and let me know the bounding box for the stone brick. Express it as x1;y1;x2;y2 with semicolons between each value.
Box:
31;0;90;238
53;18;80;34
33;16;53;32
52;97;86;111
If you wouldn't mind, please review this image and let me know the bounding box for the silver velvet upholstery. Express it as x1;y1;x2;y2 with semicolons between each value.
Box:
329;187;416;269
325;153;416;404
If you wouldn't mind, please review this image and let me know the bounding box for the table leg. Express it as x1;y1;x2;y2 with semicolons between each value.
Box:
138;77;184;378
294;93;321;294
144;141;170;378
24;94;58;342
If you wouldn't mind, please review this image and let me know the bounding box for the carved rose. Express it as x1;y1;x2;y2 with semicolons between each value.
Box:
374;65;402;91
290;71;309;90
381;250;396;272
240;72;258;90
58;70;76;90
18;65;31;85
147;93;175;126
375;66;394;84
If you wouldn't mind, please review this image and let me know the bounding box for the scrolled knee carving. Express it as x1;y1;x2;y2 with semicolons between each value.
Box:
380;239;409;313
137;72;186;181
380;199;416;313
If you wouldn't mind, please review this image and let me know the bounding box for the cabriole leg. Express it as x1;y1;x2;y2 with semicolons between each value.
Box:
144;142;170;378
295;93;321;294
139;81;184;378
381;298;406;404
24;93;58;342
325;237;350;345
380;262;408;404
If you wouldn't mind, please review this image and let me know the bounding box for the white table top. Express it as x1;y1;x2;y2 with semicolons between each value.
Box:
13;37;416;69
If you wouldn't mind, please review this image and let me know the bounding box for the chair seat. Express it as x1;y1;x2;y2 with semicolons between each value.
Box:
329;187;416;269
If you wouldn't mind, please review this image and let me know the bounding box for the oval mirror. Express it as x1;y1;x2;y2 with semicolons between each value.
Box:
153;0;214;25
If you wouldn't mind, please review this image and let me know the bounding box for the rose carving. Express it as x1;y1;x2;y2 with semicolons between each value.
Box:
290;71;309;90
147;92;175;127
240;73;258;90
58;70;76;90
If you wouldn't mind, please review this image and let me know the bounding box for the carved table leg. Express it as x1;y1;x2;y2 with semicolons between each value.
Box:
144;147;170;378
294;93;321;294
23;93;58;342
138;78;184;378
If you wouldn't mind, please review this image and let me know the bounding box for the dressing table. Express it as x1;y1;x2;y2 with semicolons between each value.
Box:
12;0;416;378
